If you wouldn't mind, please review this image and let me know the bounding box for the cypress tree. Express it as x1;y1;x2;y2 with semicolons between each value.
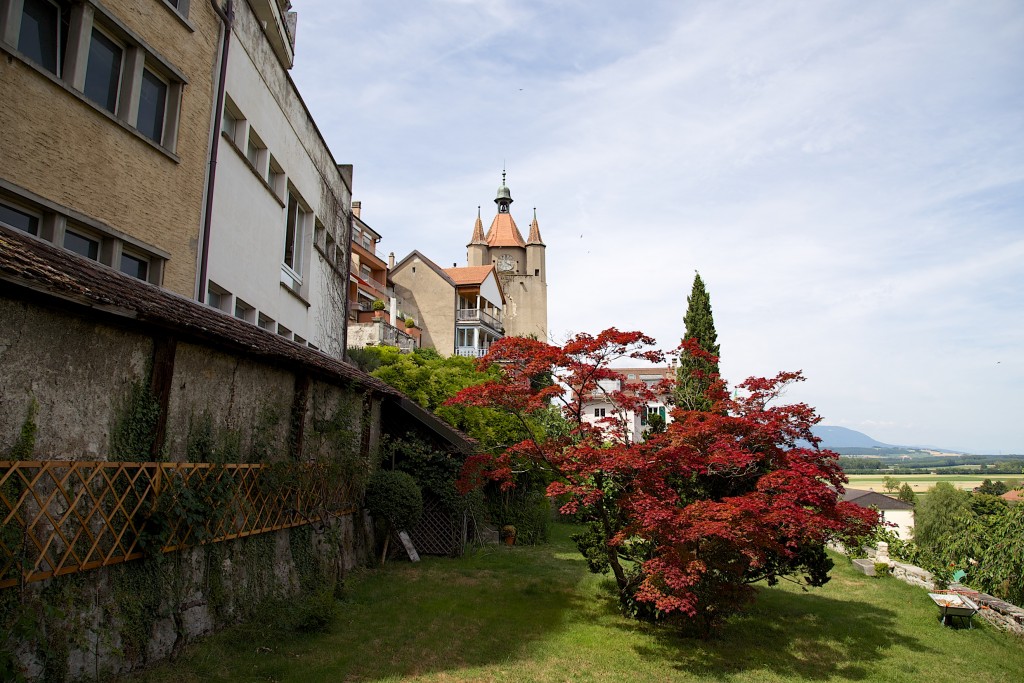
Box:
675;272;720;410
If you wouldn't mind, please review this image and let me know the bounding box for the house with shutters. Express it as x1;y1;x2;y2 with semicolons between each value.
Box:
580;366;676;444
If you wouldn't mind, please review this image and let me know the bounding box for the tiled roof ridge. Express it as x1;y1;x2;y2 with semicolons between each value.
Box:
485;213;527;248
0;227;399;397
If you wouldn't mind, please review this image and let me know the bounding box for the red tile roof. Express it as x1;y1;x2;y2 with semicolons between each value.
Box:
485;213;526;248
444;265;495;286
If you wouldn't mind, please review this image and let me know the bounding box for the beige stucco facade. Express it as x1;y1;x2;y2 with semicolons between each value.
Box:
391;251;458;354
0;0;220;296
204;0;352;357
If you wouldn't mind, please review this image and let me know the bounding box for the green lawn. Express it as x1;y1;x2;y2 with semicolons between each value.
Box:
126;524;1023;682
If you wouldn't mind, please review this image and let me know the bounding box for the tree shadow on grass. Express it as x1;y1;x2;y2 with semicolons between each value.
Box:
600;582;934;681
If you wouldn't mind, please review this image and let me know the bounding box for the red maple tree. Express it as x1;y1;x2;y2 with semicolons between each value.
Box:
446;330;878;635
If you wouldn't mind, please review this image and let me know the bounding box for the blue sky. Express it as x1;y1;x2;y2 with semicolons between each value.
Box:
291;0;1024;454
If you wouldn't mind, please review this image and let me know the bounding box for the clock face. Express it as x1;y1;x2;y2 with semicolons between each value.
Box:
497;254;514;272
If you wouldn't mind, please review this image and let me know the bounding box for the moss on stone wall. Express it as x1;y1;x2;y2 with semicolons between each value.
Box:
109;381;160;462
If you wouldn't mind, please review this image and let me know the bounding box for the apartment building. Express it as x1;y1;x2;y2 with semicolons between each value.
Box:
390;251;505;357
203;0;353;357
0;0;220;294
346;201;418;352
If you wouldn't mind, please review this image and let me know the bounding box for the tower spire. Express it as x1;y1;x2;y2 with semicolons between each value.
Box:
468;206;486;245
527;207;543;244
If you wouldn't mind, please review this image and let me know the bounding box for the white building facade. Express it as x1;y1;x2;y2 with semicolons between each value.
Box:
203;0;351;356
579;367;675;444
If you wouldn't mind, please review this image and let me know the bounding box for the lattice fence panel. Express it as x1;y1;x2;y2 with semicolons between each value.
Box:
0;460;356;589
409;496;465;556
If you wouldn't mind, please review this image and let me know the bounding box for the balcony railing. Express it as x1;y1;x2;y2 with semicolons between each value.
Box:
456;308;502;330
455;347;492;357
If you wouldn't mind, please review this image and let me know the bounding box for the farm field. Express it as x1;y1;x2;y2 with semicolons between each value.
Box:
845;474;1023;493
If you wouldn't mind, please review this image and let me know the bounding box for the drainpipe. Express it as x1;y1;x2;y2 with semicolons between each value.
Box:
197;0;234;302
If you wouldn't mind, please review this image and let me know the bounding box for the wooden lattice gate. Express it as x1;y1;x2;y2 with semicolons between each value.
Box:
408;495;467;557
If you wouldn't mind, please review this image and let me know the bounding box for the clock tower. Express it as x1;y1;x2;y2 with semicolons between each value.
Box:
466;172;548;341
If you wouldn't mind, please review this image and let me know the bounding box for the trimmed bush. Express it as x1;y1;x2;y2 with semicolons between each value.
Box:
365;470;422;530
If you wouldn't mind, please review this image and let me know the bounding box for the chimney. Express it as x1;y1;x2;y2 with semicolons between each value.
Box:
388;252;395;269
351;201;361;218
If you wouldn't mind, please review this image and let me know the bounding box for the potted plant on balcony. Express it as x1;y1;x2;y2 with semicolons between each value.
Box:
372;299;386;319
404;317;415;329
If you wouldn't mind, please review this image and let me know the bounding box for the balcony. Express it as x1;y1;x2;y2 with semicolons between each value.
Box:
349;319;418;353
456;308;503;332
456;347;490;358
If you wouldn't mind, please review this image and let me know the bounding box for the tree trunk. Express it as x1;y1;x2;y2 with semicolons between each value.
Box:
594;472;629;599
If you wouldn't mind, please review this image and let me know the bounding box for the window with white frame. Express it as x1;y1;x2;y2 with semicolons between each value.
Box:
257;312;275;332
3;2;185;150
16;0;69;76
267;154;284;196
136;66;168;143
282;189;307;282
206;280;232;312
63;227;100;260
221;95;243;145
2;191;165;283
83;26;123;113
246;126;266;172
0;201;41;235
594;408;606;418
119;250;149;280
161;0;190;19
234;297;255;323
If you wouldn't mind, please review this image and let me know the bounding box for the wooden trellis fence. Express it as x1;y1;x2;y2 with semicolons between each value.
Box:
0;460;357;589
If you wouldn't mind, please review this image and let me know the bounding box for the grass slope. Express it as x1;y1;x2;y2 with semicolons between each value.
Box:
126;524;1023;682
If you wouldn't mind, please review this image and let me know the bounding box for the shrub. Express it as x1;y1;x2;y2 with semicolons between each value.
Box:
874;562;891;577
365;470;422;530
372;299;386;311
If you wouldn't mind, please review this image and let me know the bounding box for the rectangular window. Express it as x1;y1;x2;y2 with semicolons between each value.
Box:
283;190;305;275
83;28;123;113
64;229;99;260
324;232;336;264
267;155;284;196
119;252;149;281
246;127;266;170
136;67;167;144
594;408;606;418
234;298;255;323
277;324;292;340
257;313;275;332
0;202;40;235
18;0;66;75
221;106;237;138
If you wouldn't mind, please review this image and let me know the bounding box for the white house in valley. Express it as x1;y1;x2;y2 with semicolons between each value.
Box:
842;489;916;540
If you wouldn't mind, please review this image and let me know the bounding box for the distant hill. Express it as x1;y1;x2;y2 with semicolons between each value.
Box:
810;426;892;450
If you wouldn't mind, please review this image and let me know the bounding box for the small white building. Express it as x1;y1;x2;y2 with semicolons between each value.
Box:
203;0;352;357
842;488;916;540
579;367;675;444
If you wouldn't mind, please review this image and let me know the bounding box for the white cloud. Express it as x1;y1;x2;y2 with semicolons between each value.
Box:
292;0;1024;453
